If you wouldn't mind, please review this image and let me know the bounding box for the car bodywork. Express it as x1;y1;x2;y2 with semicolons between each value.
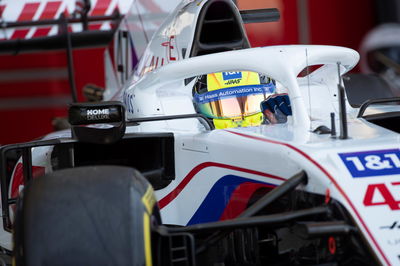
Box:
1;0;400;265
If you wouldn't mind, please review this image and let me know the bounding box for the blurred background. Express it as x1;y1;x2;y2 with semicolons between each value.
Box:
0;0;398;144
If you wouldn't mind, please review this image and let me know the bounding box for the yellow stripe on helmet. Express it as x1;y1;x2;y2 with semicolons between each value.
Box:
207;71;261;91
213;112;263;129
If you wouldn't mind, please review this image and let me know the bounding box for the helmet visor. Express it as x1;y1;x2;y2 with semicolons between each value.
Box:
194;84;275;119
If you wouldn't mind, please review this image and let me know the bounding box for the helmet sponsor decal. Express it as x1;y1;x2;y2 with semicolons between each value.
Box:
194;84;275;104
222;71;242;80
339;149;400;178
207;71;261;90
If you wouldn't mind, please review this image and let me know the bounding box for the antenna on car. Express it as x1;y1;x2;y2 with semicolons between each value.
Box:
337;62;348;139
330;112;336;137
305;48;312;131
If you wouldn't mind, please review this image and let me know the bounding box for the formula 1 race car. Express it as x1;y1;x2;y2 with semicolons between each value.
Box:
1;0;400;265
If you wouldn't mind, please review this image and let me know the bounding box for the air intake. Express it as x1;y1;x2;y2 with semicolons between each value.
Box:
190;0;250;57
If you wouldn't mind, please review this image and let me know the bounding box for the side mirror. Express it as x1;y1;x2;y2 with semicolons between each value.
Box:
68;101;126;144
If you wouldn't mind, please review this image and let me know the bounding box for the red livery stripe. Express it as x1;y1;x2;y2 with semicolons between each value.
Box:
158;162;284;209
220;182;274;220
0;5;5;17
10;163;45;199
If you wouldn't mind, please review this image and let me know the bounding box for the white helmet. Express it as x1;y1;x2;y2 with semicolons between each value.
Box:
360;23;400;73
359;23;400;93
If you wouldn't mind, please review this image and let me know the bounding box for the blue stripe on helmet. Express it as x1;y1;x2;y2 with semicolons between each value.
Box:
193;83;275;104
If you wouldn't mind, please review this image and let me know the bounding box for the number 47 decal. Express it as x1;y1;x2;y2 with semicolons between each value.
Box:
364;182;400;210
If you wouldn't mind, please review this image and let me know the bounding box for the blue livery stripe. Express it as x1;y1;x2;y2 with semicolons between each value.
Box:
187;175;274;225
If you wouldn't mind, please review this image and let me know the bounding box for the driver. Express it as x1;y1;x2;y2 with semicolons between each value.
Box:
192;71;291;129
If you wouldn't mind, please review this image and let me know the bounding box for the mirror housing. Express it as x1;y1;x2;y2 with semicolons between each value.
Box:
68;101;126;144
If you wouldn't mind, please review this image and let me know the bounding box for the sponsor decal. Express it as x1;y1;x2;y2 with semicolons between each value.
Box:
86;108;110;120
222;71;242;80
363;182;400;210
167;35;177;62
224;78;241;86
339;149;400;178
380;221;400;230
142;35;178;75
123;92;135;114
194;84;274;104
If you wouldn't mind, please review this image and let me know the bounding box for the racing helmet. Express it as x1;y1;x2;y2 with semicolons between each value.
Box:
360;23;400;91
193;71;276;129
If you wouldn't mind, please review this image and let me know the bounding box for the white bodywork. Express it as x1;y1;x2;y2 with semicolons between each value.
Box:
3;1;400;265
118;44;399;265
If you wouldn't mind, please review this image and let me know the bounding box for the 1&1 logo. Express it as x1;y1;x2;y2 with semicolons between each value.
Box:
339;149;400;178
222;72;242;80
